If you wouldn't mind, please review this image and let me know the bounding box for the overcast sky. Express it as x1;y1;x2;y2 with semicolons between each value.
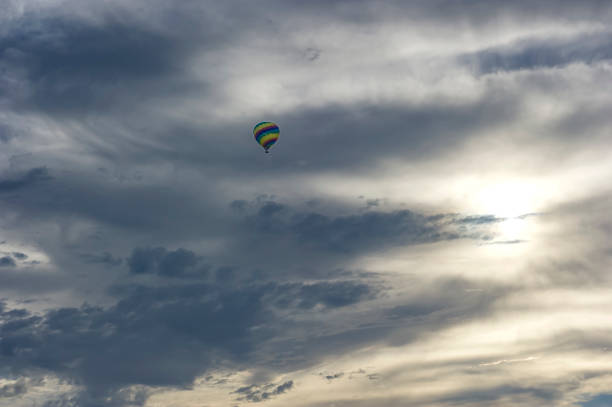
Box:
1;1;612;406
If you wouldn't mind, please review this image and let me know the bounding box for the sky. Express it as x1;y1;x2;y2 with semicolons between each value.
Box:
1;1;612;406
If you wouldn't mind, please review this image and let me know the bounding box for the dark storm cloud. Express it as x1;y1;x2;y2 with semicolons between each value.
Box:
158;248;201;277
0;0;327;118
0;256;16;267
1;308;31;322
127;247;204;277
0;378;27;398
0;272;378;405
1;286;268;402
233;380;294;403
0;167;51;193
271;280;375;309
0;124;18;143
0;169;223;239
12;252;28;260
288;210;441;252
79;252;122;267
0;6;219;115
41;387;149;407
0;268;71;296
0;267;510;406
236;199;499;256
460;31;612;74
126;247;167;274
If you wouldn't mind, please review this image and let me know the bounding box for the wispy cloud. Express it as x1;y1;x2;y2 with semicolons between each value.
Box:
0;1;611;406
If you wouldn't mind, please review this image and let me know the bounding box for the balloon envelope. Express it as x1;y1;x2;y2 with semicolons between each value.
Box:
253;122;279;152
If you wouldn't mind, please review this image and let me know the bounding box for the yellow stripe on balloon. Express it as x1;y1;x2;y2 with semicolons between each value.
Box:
259;132;279;146
254;123;273;133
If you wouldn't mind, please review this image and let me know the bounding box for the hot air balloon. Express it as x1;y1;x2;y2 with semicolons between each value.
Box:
253;121;279;153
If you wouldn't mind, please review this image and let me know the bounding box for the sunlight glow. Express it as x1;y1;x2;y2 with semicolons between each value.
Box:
496;217;528;241
474;181;537;218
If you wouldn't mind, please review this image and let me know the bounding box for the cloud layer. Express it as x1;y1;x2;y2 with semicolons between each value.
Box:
1;1;612;406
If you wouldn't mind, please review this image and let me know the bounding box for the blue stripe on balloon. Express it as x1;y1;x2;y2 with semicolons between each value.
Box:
254;125;279;138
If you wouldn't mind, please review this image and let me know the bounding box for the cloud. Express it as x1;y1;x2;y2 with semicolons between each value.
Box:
12;252;28;260
126;247;167;274
79;252;122;267
0;271;379;405
1;287;267;402
303;384;563;407
480;239;527;245
0;169;221;239
264;280;377;311
436;384;562;405
0;167;51;193
126;247;204;277
0;123;18;143
460;32;612;74
0;10;205;116
0;378;27;398
455;215;504;225
40;386;150;407
233;380;294;403
323;372;344;381
235;199;502;257
0;256;16;267
0;268;70;296
303;47;321;61
0;264;511;406
0;1;610;406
